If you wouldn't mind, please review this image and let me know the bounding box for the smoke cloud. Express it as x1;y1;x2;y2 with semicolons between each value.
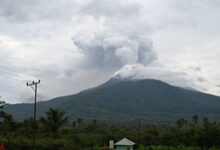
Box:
69;0;158;75
72;35;157;70
1;0;220;103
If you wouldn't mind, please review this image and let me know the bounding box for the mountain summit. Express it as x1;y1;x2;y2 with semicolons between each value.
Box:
4;79;220;122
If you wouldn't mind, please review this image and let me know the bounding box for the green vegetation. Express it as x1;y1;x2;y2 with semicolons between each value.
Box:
1;107;220;150
0;101;5;109
40;108;68;138
0;100;5;118
2;79;220;149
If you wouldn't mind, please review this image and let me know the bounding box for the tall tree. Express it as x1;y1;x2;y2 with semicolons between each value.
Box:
76;117;83;132
76;118;82;127
92;119;97;132
0;101;5;109
40;108;68;137
0;100;6;118
192;115;199;125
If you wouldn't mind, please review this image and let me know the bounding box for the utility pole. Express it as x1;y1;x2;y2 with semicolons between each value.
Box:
27;80;40;150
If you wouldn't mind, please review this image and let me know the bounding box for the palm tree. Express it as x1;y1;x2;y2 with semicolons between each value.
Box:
92;119;97;132
0;100;6;118
0;112;14;149
92;119;97;128
192;115;199;125
76;117;83;132
72;120;76;129
0;101;5;109
40;108;68;137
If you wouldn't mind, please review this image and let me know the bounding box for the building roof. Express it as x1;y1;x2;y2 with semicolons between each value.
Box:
115;138;135;146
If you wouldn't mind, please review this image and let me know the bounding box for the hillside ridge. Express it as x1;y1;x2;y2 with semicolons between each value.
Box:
4;78;220;122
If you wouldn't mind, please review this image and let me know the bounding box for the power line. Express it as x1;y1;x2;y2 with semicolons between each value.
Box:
27;80;40;150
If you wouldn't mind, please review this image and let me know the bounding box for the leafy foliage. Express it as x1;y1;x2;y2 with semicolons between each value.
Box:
0;101;6;119
2;79;220;149
1;108;220;149
0;101;5;109
40;108;68;137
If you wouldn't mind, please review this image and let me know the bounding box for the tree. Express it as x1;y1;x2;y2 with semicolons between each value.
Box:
76;117;83;132
0;101;5;109
92;119;97;132
2;112;14;148
141;133;153;150
40;108;68;137
76;118;82;127
192;115;199;125
0;100;6;118
176;118;188;128
84;120;98;133
203;117;210;127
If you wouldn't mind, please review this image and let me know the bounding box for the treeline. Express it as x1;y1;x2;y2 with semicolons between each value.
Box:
1;105;220;149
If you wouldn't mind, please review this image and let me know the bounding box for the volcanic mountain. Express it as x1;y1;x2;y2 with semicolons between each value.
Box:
4;78;220;122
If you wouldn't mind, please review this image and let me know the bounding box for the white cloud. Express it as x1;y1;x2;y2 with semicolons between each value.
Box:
72;34;156;69
0;0;220;103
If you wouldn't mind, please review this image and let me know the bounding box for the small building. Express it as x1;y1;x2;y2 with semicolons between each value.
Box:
115;138;135;150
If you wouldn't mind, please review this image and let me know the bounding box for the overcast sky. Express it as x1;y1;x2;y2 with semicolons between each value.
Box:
1;0;220;103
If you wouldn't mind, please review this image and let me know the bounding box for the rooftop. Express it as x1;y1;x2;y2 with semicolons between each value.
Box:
115;138;135;146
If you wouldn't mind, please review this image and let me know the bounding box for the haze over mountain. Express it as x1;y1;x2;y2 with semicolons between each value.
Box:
4;78;220;123
1;0;220;104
